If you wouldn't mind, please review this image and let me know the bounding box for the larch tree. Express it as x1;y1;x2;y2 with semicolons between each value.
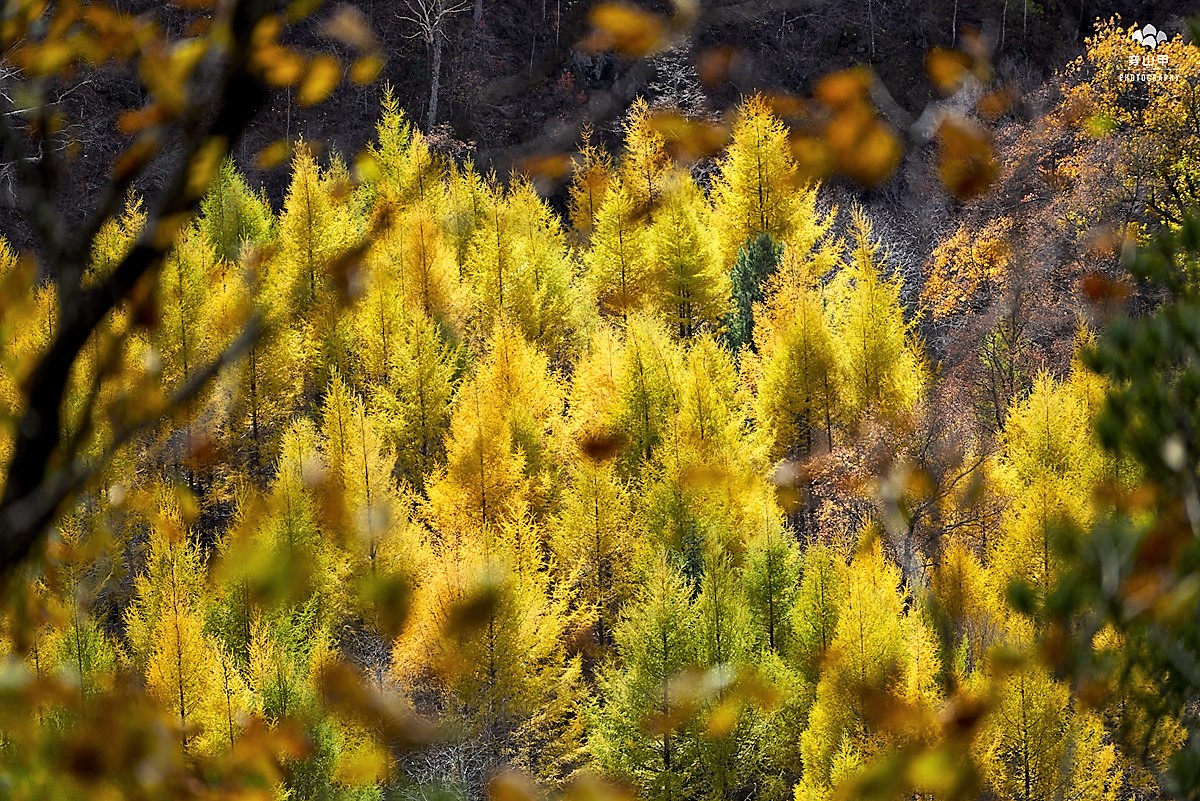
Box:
618;98;671;224
973;623;1122;801
551;457;637;650
989;370;1105;605
567;127;613;245
711;95;809;269
795;538;911;801
426;322;561;530
367;311;459;490
585;175;653;324
503;178;577;358
590;552;699;801
826;209;925;427
443;159;490;274
692;547;759;800
125;506;248;753
646;171;728;338
611;314;683;478
275;144;359;400
790;542;845;681
751;264;839;462
37;521;121;717
199;158;275;264
368;86;446;209
743;506;801;654
392;523;575;772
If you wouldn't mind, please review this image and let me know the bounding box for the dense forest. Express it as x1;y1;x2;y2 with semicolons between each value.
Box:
2;3;1200;801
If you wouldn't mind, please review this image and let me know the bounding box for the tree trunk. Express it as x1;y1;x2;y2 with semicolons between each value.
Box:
427;35;443;131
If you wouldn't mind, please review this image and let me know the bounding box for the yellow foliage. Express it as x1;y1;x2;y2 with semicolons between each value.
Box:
923;218;1012;320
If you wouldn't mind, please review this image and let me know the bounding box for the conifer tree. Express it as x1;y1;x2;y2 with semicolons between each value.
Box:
568;127;613;245
200;158;274;262
618;98;671;223
929;537;1001;674
612;314;683;476
503;178;577;356
752;271;838;461
39;522;120;717
590;553;698;801
795;538;912;801
90;194;147;278
990;372;1104;604
369;86;444;209
974;635;1122;801
791;542;846;681
443;159;490;273
461;174;577;353
278;144;355;310
276;144;359;397
0;240;57;474
367;312;459;490
691;548;758;800
826;209;925;426
368;203;463;329
711;95;810;268
427;373;528;531
646;172;728;337
427;321;563;529
726;233;781;352
585;175;653;324
392;523;574;772
744;507;801;653
126;507;249;752
551;458;637;649
329;383;426;642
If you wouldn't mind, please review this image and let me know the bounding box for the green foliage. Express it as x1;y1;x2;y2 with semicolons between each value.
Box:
726;233;781;352
200;158;275;262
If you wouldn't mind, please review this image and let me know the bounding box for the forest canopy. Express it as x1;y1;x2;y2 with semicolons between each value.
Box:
1;4;1200;801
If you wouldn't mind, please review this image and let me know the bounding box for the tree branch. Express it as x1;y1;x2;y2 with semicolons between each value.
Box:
0;0;273;577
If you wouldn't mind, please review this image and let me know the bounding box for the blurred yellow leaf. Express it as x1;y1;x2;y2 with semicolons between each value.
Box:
926;48;971;93
519;152;574;181
299;54;341;105
564;774;637;801
815;68;871;108
489;770;540;801
350;53;385;85
258;46;306;87
582;3;669;57
12;41;75;75
256;139;293;170
697;46;736;88
335;741;391;785
354;150;382;183
185;136;228;199
791;135;832;180
704;696;742;738
649;112;731;161
977;87;1016;120
116;104;167;135
322;4;377;50
287;0;324;22
936;115;996;199
112;137;160;181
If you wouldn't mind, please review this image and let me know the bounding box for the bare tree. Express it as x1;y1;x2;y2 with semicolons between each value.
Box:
399;0;470;131
0;65;89;205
